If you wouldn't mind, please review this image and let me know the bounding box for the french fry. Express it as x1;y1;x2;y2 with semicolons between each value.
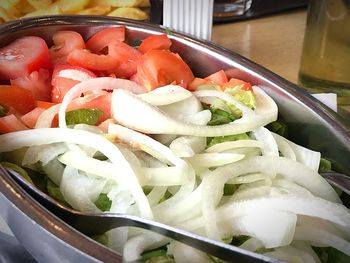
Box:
0;7;17;22
89;0;143;8
139;0;150;7
23;3;62;17
0;0;21;17
77;5;111;15
107;6;148;20
56;0;89;14
15;0;36;14
27;0;52;10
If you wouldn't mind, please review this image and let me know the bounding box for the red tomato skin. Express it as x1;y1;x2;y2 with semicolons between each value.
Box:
137;50;194;91
67;48;120;71
86;27;126;53
11;69;51;101
49;31;85;65
21;107;45;128
108;41;142;77
52;64;96;85
0;114;29;133
37;100;57;109
188;77;209;91
51;63;96;103
0;36;51;80
0;85;36;115
223;78;253;91
205;70;228;85
138;34;172;54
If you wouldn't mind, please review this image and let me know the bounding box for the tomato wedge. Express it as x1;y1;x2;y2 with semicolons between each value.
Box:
0;85;36;115
138;34;172;54
205;70;228;85
21;107;45;128
136;50;194;90
108;41;142;78
11;69;51;101
67;47;120;71
86;27;125;53
0;36;51;80
51;64;96;103
223;78;253;91
0;114;29;133
49;31;86;64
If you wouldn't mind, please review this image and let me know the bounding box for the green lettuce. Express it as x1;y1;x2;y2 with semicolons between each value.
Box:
0;105;8;117
207;133;250;148
313;247;350;263
46;179;67;204
95;193;112;212
1;161;33;184
65;108;103;126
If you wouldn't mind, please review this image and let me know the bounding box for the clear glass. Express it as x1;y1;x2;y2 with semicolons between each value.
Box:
298;0;350;107
214;0;253;18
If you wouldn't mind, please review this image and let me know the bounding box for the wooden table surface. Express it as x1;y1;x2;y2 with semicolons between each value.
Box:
212;9;307;85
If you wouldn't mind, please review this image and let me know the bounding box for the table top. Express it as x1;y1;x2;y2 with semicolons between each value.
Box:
212;9;307;85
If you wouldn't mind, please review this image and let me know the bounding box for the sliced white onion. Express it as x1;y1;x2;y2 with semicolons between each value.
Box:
251;127;279;157
168;241;212;263
186;152;245;168
264;245;317;263
207;156;339;203
60;166;106;213
137;85;192;106
272;132;321;171
169;136;207;157
111;86;277;137
58;77;146;128
0;128;152;219
22;143;68;166
217;195;350;229
205;139;263;153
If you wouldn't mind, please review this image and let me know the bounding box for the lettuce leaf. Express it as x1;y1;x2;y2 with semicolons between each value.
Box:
0;105;8;117
313;247;350;263
207;133;250;148
46;179;67;205
65;108;103;126
95;193;112;212
1;161;33;184
141;247;174;263
208;108;236;126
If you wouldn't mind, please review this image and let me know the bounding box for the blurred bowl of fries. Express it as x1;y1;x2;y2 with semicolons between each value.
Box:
0;0;151;23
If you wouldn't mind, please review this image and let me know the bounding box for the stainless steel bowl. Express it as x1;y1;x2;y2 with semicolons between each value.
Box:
0;15;349;263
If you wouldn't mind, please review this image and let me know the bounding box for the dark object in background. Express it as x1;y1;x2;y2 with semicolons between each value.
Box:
214;0;309;23
149;0;309;24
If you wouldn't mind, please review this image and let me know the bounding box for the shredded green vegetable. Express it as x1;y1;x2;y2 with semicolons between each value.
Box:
65;108;103;126
0;105;8;117
1;161;33;184
95;193;112;212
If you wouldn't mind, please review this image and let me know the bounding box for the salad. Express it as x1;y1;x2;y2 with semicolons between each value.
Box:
0;26;349;263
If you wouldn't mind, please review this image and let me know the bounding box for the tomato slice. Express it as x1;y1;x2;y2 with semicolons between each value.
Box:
10;69;51;101
49;31;86;65
0;36;51;80
108;41;142;78
51;64;96;103
223;78;253;91
0;114;29;133
205;70;228;85
21;107;45;129
0;85;36;115
86;27;125;53
37;100;57;109
67;47;120;71
188;77;209;91
138;34;172;54
136;50;194;91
